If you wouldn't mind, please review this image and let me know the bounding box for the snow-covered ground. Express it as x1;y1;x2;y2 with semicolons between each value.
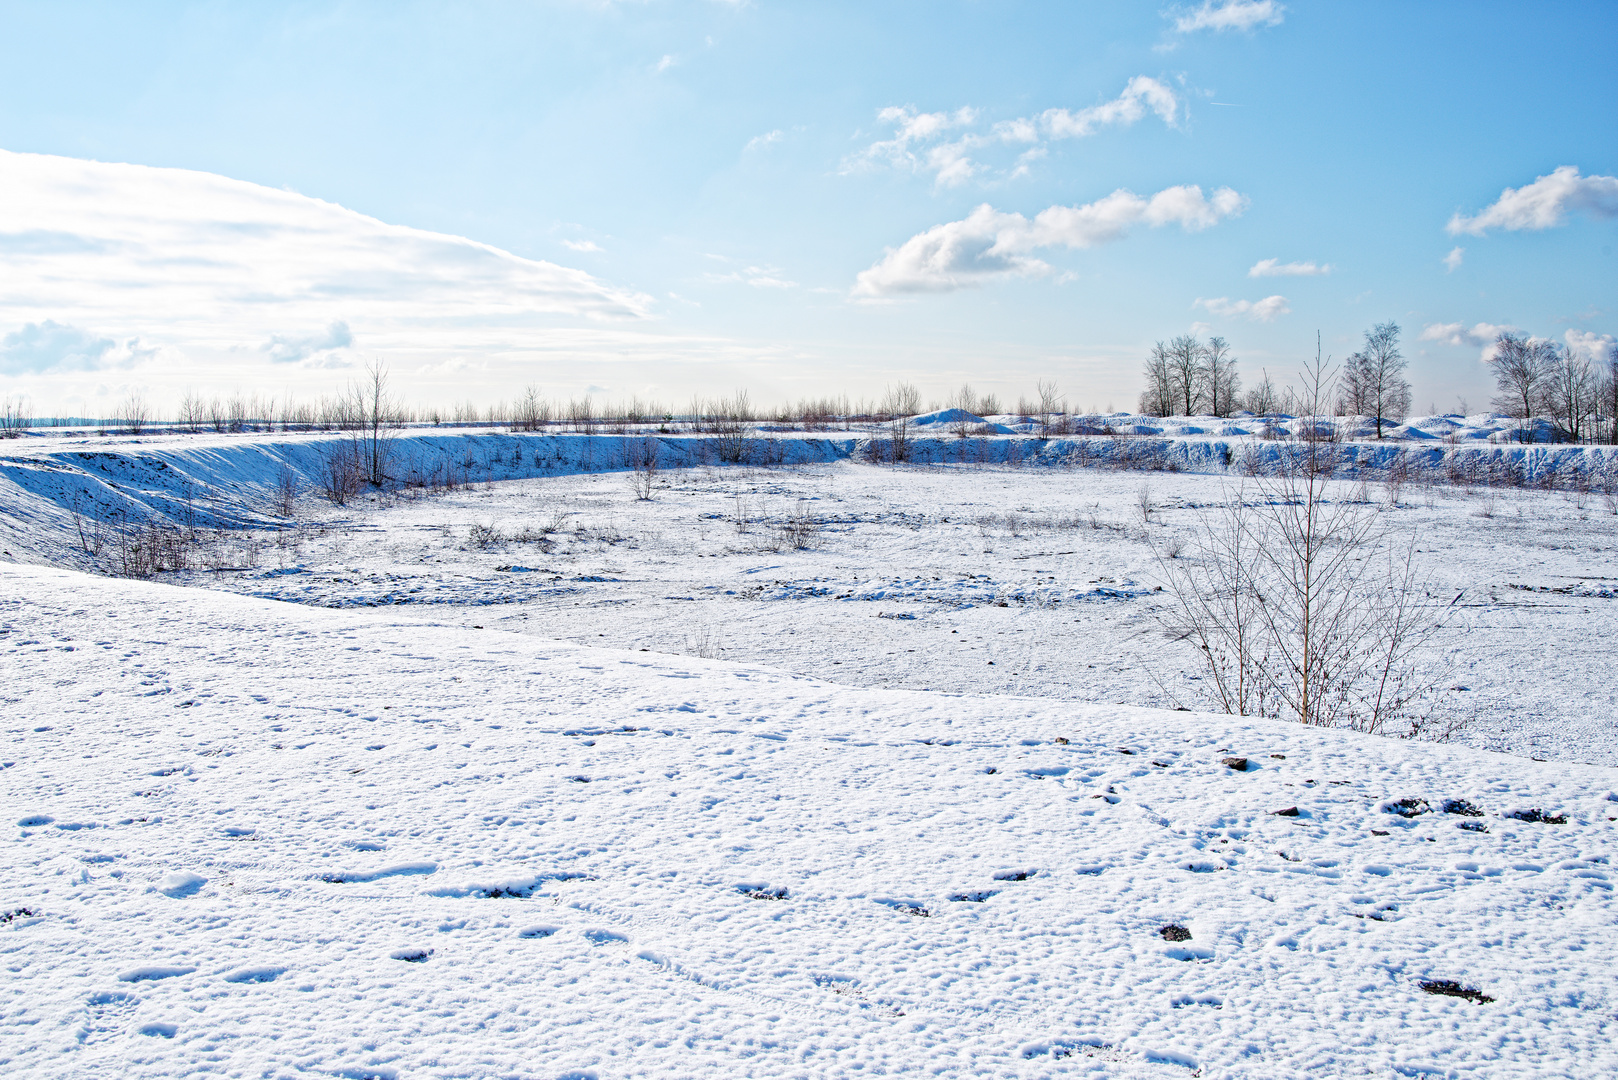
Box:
4;565;1616;1079
3;428;1618;1077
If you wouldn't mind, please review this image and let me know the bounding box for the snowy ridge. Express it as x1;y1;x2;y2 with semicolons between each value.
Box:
1;425;1612;566
3;564;1615;1078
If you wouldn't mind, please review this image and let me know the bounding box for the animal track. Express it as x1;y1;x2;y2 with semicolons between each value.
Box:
947;890;997;903
390;948;433;963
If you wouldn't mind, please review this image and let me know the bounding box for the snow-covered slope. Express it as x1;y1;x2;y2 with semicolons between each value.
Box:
4;564;1614;1078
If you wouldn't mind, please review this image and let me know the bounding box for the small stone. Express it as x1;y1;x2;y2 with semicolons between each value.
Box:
1272;806;1300;817
1159;924;1192;942
1221;757;1249;772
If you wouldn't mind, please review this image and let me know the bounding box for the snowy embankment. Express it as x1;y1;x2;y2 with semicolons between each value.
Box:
0;422;1611;565
3;564;1616;1078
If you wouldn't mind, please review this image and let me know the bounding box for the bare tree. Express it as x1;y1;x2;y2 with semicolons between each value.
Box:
1203;336;1241;418
1154;342;1449;734
1;394;31;436
1600;344;1618;445
881;381;921;419
1165;334;1204;417
1339;322;1411;437
1241;369;1277;416
178;390;205;433
626;436;658;500
347;359;403;487
1035;379;1062;435
1543;343;1597;443
1488;332;1556;440
121;390;150;435
1139;342;1175;417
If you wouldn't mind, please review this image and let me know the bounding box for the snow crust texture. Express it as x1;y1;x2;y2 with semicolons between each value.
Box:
4;564;1616;1078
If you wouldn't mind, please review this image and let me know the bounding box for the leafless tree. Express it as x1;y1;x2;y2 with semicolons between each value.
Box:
121;390;150;435
626;436;658;500
0;394;30;436
1338;322;1411;437
1543;343;1597;443
1241;369;1277;416
346;359;403;486
1600;344;1618;445
1165;334;1204;416
1154;342;1450;734
1203;336;1241;418
1139;342;1175;417
1035;378;1062;435
178;391;205;433
1488;332;1556;440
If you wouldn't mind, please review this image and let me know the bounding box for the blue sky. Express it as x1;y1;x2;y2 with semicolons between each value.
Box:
0;0;1614;414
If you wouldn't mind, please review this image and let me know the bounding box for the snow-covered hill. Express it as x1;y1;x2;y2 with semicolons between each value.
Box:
3;564;1615;1078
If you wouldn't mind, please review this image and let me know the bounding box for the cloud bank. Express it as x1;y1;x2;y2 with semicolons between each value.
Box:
0;149;650;376
855;184;1247;296
1447;166;1618;236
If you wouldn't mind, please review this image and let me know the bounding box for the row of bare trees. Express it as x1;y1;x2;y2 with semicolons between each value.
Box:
1488;331;1618;443
1141;325;1415;433
1140;335;1243;418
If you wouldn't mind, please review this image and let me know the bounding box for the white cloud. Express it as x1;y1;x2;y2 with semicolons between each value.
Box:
652;54;676;74
1195;295;1290;322
262;319;353;365
744;129;783;152
1442;246;1464;272
1248;257;1330;277
847;78;1181;189
0;319;159;374
1563;328;1616;361
1418;321;1516;347
1171;0;1286;33
561;239;604;253
0;149;649;374
1041;77;1179;138
854;184;1247;296
1447;166;1618;236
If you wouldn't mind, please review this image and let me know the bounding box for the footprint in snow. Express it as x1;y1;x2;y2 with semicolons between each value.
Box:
874;898;930;918
222;965;285;984
736;883;787;900
155;871;205;898
517;925;560;939
583;929;629;946
390;948;433;963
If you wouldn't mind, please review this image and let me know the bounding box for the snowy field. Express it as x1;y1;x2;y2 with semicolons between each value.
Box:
4;565;1616;1079
3;427;1618;1077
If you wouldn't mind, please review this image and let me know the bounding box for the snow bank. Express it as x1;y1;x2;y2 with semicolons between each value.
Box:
3;563;1615;1078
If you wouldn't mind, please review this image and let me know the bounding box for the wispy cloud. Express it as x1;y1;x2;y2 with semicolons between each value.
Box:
0;149;650;377
705;264;797;289
1447;166;1618;236
846;77;1181;189
855;184;1247;296
744;129;784;153
652;54;676;74
1039;76;1180;138
561;239;604;253
1170;1;1286;34
1248;257;1330;278
1442;246;1464;272
1195;294;1290;321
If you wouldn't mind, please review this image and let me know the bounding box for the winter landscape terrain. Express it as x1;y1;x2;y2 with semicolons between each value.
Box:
3;421;1617;1078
